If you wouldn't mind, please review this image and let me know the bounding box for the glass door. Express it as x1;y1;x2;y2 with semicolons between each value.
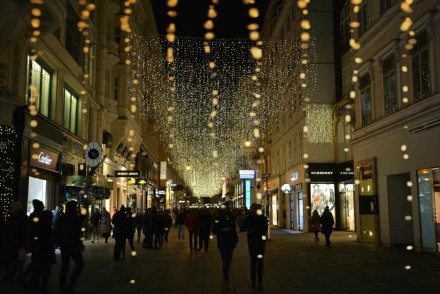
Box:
289;194;294;229
417;168;439;252
297;191;303;231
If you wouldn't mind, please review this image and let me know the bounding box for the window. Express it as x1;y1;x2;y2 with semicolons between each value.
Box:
412;32;431;102
360;74;372;126
63;88;79;134
340;2;350;52
29;59;52;117
382;55;397;115
358;2;370;37
380;0;399;14
65;2;81;64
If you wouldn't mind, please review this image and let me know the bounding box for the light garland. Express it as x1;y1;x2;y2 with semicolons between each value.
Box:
129;34;316;196
0;126;17;222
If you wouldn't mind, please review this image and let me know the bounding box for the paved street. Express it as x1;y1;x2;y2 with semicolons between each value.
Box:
1;228;439;294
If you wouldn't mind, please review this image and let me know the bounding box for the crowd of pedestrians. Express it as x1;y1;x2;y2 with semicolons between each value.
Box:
0;200;84;294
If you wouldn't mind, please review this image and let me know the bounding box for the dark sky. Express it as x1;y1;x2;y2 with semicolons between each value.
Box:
150;0;269;38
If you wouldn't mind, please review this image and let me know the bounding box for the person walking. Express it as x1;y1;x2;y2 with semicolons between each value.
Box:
212;202;239;290
162;210;173;243
320;206;335;248
0;202;27;282
311;209;321;242
21;199;55;293
90;208;101;243
185;209;199;251
134;210;143;242
100;207;111;243
112;206;127;260
51;205;63;229
125;207;136;253
198;208;212;252
55;200;85;294
175;208;186;242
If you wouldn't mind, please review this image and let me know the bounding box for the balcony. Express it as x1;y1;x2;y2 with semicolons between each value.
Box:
106;41;120;66
0;0;65;48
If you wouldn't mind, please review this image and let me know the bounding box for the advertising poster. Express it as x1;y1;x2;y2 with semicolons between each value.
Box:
310;183;335;216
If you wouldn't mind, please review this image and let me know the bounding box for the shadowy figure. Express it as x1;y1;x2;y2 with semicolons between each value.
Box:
320;206;335;247
185;209;199;251
20;200;55;293
90;208;101;243
55;200;85;294
112;205;127;260
125;207;136;253
212;202;238;290
0;202;27;282
198;208;212;252
311;209;321;242
100;207;111;243
240;203;268;290
162;210;173;243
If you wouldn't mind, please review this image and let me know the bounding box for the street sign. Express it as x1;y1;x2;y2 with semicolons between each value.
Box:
115;170;140;177
239;169;256;179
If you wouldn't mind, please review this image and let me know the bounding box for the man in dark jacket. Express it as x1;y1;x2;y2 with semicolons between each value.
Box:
20;199;54;292
55;200;84;294
320;205;335;247
112;205;127;259
198;208;212;252
212;202;238;290
240;203;268;289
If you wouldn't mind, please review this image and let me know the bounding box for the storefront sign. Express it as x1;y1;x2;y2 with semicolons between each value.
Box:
335;161;355;182
291;172;299;181
115;170;140;177
30;147;59;173
307;163;335;182
239;169;256;179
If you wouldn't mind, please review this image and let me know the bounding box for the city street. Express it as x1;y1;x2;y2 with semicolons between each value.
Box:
1;228;439;294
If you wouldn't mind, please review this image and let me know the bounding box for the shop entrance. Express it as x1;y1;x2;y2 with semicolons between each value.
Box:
271;194;278;226
27;176;55;215
297;190;303;231
289;193;294;229
417;167;440;252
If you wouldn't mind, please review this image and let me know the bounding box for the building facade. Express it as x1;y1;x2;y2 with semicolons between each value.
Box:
0;0;164;219
341;0;440;252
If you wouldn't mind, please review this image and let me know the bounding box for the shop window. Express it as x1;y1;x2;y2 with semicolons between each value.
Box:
358;2;370;37
382;54;398;115
360;74;373;126
63;88;79;135
29;59;53;118
380;0;400;14
412;31;431;102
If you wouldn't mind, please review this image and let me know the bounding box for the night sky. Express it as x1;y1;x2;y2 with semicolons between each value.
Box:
150;0;270;38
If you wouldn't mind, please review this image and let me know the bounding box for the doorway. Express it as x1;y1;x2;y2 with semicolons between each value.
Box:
289;193;294;229
297;190;303;231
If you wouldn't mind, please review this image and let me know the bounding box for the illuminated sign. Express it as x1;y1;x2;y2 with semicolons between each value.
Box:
239;169;256;179
291;172;298;181
30;147;59;173
115;170;140;177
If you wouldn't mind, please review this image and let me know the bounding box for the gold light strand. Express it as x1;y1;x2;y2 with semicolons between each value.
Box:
297;0;313;182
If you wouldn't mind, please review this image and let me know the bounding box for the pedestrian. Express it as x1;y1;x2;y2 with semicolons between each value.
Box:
198;208;212;252
125;207;136;253
175;208;186;242
51;204;64;229
90;207;101;243
162;209;173;243
311;209;321;242
142;209;151;249
100;207;111;243
0;201;27;282
134;210;143;242
112;205;127;260
240;203;268;289
55;200;85;294
320;206;335;247
20;199;55;293
212;201;239;290
185;208;199;251
151;207;162;249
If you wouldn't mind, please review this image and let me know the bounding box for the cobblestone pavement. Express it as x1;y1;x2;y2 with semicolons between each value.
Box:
1;228;439;294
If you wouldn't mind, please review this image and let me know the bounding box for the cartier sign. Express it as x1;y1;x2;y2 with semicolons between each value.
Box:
30;147;59;173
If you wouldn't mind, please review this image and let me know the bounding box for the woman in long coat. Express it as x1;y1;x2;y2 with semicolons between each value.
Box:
101;207;111;243
320;206;335;247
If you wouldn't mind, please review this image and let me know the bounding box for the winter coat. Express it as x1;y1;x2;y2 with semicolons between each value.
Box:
311;213;321;231
112;211;127;239
320;211;335;235
185;212;199;232
240;214;268;255
198;214;212;237
212;210;238;250
1;211;28;263
55;212;84;251
101;211;112;234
